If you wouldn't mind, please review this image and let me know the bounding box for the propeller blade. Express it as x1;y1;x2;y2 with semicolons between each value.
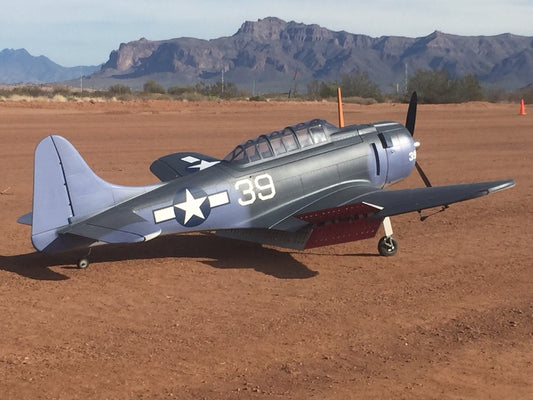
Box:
405;92;431;187
405;91;417;136
415;161;432;187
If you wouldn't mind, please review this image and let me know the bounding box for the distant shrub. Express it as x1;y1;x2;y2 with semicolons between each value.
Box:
306;80;337;99
52;85;73;97
513;86;533;104
407;69;484;103
177;92;211;101
306;74;383;102
342;96;377;105
167;85;194;96
13;85;46;97
339;73;383;102
249;95;267;102
108;84;131;95
51;94;68;102
143;80;166;94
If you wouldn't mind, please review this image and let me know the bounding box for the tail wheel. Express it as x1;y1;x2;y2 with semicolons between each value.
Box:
77;258;89;269
378;236;398;256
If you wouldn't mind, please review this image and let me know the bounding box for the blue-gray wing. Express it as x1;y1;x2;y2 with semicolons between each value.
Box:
290;179;515;220
220;179;515;250
150;152;220;181
361;180;515;218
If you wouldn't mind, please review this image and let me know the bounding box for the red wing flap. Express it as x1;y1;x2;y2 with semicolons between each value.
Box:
295;203;383;249
303;218;382;249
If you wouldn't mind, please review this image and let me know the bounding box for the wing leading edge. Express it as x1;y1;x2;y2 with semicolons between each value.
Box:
362;179;515;219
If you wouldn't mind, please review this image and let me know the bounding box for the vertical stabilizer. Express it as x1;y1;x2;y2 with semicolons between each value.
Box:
30;135;155;252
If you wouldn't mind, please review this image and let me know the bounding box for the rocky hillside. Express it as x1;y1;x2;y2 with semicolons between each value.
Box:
3;18;531;92
85;17;533;92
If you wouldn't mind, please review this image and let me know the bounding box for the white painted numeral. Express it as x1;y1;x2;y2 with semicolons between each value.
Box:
236;179;256;206
235;173;276;206
255;174;276;200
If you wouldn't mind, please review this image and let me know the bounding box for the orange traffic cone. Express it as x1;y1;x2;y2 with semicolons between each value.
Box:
519;99;526;115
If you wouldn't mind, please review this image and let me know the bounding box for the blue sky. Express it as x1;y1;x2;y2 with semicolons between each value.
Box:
2;0;532;67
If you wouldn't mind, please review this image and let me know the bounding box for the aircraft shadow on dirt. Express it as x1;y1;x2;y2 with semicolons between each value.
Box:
0;234;319;280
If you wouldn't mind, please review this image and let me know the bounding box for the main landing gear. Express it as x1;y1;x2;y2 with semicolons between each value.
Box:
378;236;398;256
377;217;398;256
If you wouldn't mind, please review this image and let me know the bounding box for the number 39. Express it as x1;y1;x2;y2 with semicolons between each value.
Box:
235;173;276;206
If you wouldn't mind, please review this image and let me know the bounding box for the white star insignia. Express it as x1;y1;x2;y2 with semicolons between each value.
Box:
174;189;207;224
153;189;230;225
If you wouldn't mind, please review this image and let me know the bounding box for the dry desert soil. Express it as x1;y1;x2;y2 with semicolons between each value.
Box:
0;99;531;399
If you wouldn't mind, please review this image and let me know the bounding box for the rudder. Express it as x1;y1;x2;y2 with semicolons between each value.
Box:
31;136;74;251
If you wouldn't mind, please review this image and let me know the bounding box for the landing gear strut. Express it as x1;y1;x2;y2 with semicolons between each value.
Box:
378;217;398;256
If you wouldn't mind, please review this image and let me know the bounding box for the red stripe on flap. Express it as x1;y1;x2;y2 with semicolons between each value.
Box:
296;202;380;224
295;203;383;249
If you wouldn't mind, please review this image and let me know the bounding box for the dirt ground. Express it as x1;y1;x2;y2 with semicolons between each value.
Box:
0;99;531;399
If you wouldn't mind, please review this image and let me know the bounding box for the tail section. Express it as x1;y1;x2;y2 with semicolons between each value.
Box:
28;135;153;252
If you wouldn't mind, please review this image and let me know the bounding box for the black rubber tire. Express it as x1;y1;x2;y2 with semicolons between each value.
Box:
77;258;89;269
378;236;398;256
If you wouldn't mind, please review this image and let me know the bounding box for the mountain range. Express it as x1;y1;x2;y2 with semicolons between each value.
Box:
2;17;533;92
0;48;99;85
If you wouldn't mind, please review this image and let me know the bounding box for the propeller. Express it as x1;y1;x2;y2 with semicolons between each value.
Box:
405;92;432;188
415;161;432;188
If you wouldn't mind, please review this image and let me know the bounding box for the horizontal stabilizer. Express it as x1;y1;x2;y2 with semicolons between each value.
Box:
65;222;161;244
61;207;161;244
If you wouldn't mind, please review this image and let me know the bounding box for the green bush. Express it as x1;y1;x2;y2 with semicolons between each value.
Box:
407;69;484;103
143;80;166;94
108;84;132;95
339;73;383;102
167;85;192;96
306;73;383;102
249;95;267;102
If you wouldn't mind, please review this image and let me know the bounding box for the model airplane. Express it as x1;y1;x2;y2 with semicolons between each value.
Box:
18;93;514;268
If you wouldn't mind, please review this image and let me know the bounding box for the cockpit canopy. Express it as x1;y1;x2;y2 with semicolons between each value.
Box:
223;119;338;165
